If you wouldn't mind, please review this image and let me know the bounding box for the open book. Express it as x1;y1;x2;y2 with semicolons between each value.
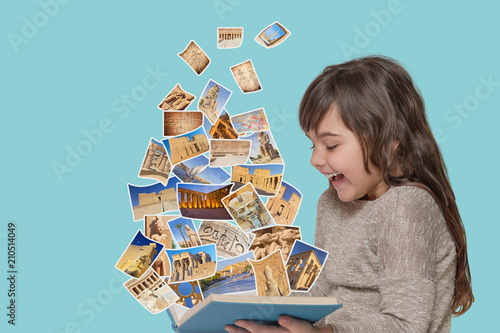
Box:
167;294;341;333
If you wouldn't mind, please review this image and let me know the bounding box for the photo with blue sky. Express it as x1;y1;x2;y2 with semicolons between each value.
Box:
167;216;198;247
128;177;180;208
199;79;232;113
162;126;208;159
288;240;328;266
165;244;217;265
279;180;302;201
243;130;281;159
172;154;230;184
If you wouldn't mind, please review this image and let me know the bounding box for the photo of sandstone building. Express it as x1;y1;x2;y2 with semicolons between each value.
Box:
245;130;283;164
209;139;251;167
128;178;179;221
231;108;269;134
145;215;178;277
222;183;275;232
248;250;290;296
178;183;233;220
255;21;291;49
138;138;171;185
178;40;210;75
167;281;204;308
230;60;262;93
198;220;255;258
266;181;302;225
231;164;283;196
208;111;239;139
217;27;243;49
158;83;195;111
164;127;210;165
167;244;217;283
164;111;203;137
250;225;301;261
116;230;163;279
286;240;328;292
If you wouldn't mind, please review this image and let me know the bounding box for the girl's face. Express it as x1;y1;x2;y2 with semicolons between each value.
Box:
306;106;389;202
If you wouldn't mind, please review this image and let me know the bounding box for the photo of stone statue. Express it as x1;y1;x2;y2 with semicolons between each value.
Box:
248;249;290;297
244;130;283;164
168;217;202;248
158;83;195;111
250;225;301;261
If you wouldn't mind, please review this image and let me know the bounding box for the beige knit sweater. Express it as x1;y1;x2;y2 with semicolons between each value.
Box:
310;185;456;332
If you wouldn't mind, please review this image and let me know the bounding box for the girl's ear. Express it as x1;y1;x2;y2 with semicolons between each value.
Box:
392;140;399;152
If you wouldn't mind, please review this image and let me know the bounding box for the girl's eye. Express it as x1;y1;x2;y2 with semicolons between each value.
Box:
326;145;338;150
309;145;315;150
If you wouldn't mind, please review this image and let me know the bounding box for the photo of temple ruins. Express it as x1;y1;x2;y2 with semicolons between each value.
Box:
198;220;255;258
248;249;290;296
198;79;232;124
209;139;251;167
266;181;302;225
286;240;328;292
178;40;210;75
116;230;164;279
158;83;195;111
199;251;256;298
167;281;204;309
231;108;269;134
124;268;179;314
255;21;291;49
145;215;178;277
245;130;283;164
164;111;203;137
166;244;217;283
128;177;180;221
222;183;275;232
250;225;301;261
231;164;283;196
163;126;210;165
172;154;230;184
205;110;239;139
138;138;171;185
217;27;243;49
177;183;233;220
230;60;262;94
167;217;201;248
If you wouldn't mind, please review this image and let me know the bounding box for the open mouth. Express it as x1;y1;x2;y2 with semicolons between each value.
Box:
325;172;344;184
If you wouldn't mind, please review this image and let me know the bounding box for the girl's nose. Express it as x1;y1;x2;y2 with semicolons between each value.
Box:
310;148;325;169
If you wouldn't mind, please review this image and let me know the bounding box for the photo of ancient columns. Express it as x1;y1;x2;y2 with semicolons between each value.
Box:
168;217;202;248
178;40;210;75
164;111;203;137
255;21;291;49
167;281;204;309
266;181;302;225
198;220;255;258
158;83;195;111
166;244;217;283
250;225;301;261
198;79;232;125
230;108;270;134
138;138;171;185
172;154;230;184
286;240;328;292
231;164;284;196
209;139;251;167
206;110;239;139
244;130;283;164
248;249;290;296
144;215;178;277
163;127;210;165
177;183;233;220
230;60;262;94
128;178;180;221
217;27;243;49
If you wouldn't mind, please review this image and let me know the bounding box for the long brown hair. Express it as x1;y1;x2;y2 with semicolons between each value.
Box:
299;56;473;315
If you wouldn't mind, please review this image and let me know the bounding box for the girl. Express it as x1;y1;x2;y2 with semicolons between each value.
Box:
225;56;473;333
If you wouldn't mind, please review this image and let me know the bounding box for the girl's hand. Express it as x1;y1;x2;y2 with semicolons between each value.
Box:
224;315;333;333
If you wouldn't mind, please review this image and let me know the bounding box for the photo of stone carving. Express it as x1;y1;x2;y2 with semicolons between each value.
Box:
166;244;217;283
158;83;195;111
199;251;256;298
217;27;243;49
198;79;232;125
204;110;239;139
222;183;275;232
163;126;210;166
124;269;179;314
230;108;269;134
286;240;328;292
177;183;233;220
248;249;290;296
209;139;251;167
266;180;302;225
231;164;284;196
244;130;283;164
145;215;178;277
164;111;203;137
167;280;204;309
128;177;180;221
254;21;291;49
198;220;255;258
178;40;210;75
138;138;171;185
230;60;262;94
115;230;164;279
167;217;202;248
173;154;230;185
249;225;301;262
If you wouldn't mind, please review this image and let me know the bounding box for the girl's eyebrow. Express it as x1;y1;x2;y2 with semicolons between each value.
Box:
318;132;341;138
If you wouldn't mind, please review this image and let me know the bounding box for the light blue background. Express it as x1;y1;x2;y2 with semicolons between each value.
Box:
1;0;498;332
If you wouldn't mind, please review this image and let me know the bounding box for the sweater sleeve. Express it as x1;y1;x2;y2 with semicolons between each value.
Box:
329;188;442;333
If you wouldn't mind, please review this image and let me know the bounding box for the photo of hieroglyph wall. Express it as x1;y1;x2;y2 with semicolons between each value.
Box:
133;188;177;220
198;220;254;258
249;250;290;297
286;250;321;291
266;184;301;225
139;141;171;184
209;113;238;139
116;242;158;278
164;111;204;136
250;225;301;261
231;165;282;196
230;60;262;93
168;134;209;165
170;250;216;282
179;41;210;75
218;27;243;48
158;84;195;111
